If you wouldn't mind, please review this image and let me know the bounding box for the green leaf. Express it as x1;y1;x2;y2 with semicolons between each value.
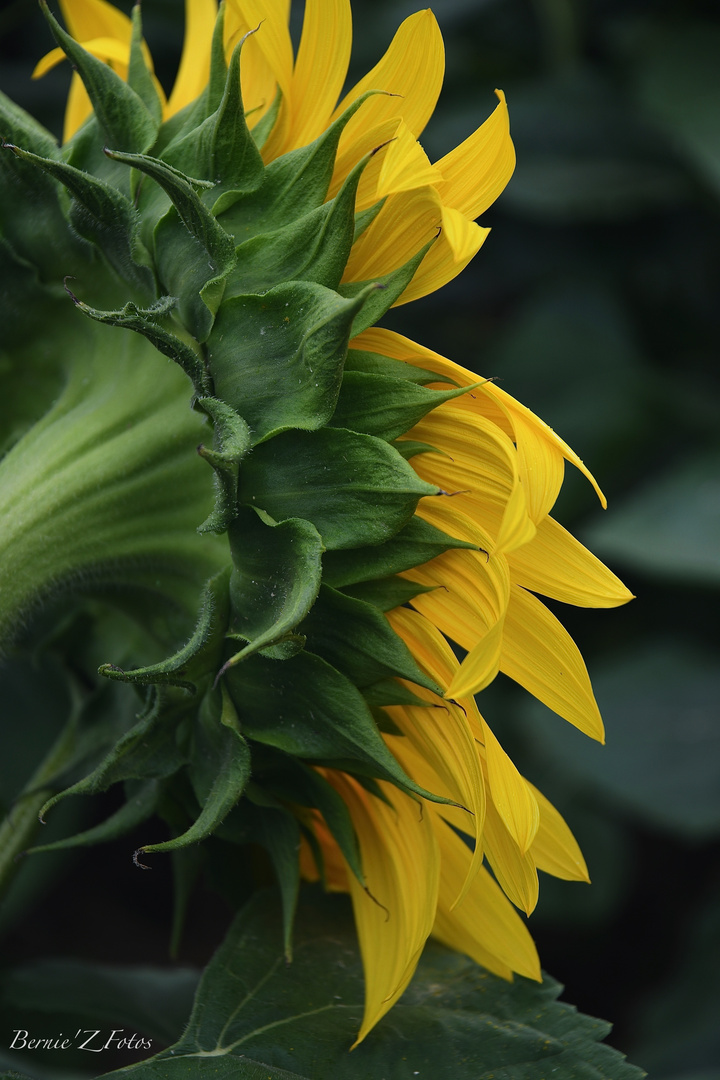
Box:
239;428;438;550
339;237;435;336
209;282;372;443
323;514;475;587
127;4;163;126
341;575;436;611
224;651;442;801
299;584;441;693
98;566;232;692
583;453;720;585
210;36;265;190
98;890;645;1080
40;1;157;154
195;398;253;532
215;91;377;238
225;507;323;666
107;149;236;338
137;694;251;861
4;145;153;292
64;291;212;394
345;347;457;385
27;779;159;855
331;371;473;441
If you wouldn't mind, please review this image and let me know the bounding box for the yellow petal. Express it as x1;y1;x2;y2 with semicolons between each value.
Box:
434;89;515;220
483;796;539;915
484;381;607;507
407;405;536;554
166;0;218;117
333;9;444;140
507;515;634;608
480;715;539;853
59;0;131;43
432;820;541;981
343;184;442;284
375;120;444;200
527;782;590;882
501;584;605;741
32;46;70;79
325;772;439;1047
63;72;94;143
289;0;352;148
393;210;489;306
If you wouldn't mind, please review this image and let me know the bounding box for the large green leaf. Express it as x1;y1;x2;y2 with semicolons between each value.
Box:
98;890;644;1080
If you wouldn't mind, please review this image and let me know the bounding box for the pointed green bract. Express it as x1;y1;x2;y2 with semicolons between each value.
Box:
5;7;472;912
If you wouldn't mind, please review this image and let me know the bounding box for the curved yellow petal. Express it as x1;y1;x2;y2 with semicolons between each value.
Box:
166;0;218;117
501;584;605;741
480;716;539;853
434;89;515;220
394;210;489;306
343;184;442;284
62;73;94;143
483;796;539;915
333;9;444;139
529;786;589;882
225;0;293;153
289;0;352;148
508;515;634;608
432;820;541;981
527;782;590;882
58;0;131;43
324;772;439;1047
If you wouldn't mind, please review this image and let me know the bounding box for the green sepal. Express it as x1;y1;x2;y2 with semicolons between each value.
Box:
27;779;159;855
226;151;374;297
211;35;265;190
40;0;157;154
195;397;252;533
5;145;153;292
127;4;163;126
331;372;476;442
221;507;323;671
215;91;379;238
257;755;365;889
363;680;434;708
371;705;405;736
136;688;251;863
323;515;476;587
63;291;212;396
339;236;436;337
0;93;80;276
240;428;438;550
37;697;187;824
217;798;301;961
225;651;451;805
341;575;437;611
298;584;442;694
393;439;446;460
98;566;232;692
209;282;374;444
248;87;282;151
107;148;236;338
345;347;457;386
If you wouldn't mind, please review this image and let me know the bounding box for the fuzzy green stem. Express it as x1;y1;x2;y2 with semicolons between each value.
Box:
0;319;226;652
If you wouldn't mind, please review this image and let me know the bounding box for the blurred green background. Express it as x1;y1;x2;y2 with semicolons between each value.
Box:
1;1;719;1077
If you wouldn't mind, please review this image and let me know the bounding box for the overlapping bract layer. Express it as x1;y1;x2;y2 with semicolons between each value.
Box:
5;0;634;1045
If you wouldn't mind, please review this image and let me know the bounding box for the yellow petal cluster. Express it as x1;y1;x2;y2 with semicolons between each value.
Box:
38;0;633;1046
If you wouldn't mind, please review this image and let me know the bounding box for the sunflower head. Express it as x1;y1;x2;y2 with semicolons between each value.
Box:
0;0;633;1045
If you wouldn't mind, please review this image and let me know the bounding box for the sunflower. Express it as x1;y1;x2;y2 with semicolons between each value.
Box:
16;0;635;1046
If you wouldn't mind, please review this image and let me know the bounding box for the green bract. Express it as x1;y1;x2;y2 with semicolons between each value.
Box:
0;3;469;942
